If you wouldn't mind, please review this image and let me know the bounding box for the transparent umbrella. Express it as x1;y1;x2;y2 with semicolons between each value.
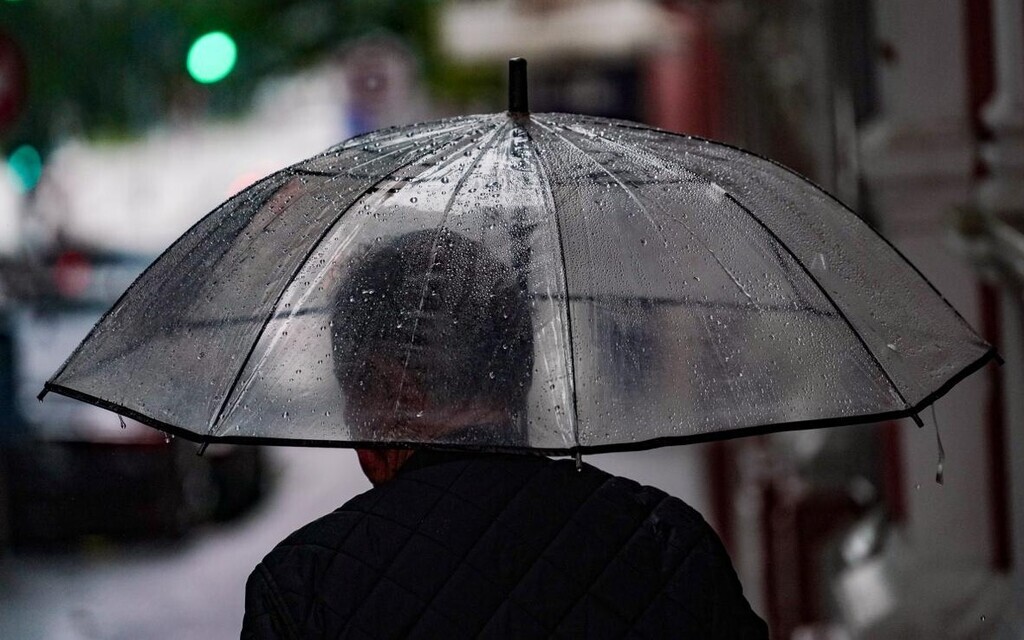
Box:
41;60;995;455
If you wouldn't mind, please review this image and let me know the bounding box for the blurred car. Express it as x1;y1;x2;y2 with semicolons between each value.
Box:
0;250;266;546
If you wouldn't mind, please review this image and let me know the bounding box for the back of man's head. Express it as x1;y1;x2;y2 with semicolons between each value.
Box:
332;228;534;445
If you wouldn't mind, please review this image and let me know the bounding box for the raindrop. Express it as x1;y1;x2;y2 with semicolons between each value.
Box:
410;197;418;203
163;432;171;444
119;415;127;430
915;483;921;490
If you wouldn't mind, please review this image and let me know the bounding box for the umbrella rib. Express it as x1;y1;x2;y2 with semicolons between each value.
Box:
49;129;472;382
596;132;846;318
391;120;511;419
572;115;981;334
206;119;500;436
534;118;765;310
721;192;916;415
327;114;481;154
521;120;583;451
552;120;831;315
45;343;996;453
539;116;914;417
166;293;836;330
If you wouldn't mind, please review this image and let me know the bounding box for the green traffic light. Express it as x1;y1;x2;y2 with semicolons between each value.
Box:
8;144;42;192
186;31;237;84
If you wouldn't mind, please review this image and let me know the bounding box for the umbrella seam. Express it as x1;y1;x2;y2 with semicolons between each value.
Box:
566;114;981;333
391;120;511;421
543;116;913;413
39;166;306;391
554;120;827;315
42;344;996;452
536;118;764;312
327;114;480;154
45;132;448;383
206;118;500;435
41;119;482;393
721;192;915;412
520;118;582;452
534;119;789;428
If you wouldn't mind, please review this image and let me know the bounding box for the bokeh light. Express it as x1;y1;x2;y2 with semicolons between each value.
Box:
7;143;42;192
186;31;237;84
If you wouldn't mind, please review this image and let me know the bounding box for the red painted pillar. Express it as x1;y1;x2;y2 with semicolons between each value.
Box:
964;0;1012;572
642;5;723;138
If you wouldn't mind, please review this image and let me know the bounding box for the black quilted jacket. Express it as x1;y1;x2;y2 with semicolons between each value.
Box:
241;451;768;639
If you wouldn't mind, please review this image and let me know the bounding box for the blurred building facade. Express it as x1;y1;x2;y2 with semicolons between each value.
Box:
0;0;1019;636
438;1;1022;638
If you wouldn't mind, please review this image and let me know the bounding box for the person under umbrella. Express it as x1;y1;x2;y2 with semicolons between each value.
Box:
241;228;768;639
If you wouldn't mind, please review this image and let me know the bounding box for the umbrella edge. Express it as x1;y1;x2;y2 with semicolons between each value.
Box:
39;346;998;456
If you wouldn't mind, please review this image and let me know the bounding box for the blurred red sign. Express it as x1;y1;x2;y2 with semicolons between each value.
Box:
0;31;28;131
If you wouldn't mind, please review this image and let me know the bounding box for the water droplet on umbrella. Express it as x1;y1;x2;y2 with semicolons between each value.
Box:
410;197;418;203
119;415;127;429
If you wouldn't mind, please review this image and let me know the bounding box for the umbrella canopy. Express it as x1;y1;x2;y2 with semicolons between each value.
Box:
41;62;994;454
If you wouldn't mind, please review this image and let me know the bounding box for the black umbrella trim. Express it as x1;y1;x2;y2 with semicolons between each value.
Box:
39;111;999;455
42;345;998;456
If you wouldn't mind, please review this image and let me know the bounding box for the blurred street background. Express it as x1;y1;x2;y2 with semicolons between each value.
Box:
1;1;1023;638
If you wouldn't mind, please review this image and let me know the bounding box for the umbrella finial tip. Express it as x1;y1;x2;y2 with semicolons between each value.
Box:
509;58;529;115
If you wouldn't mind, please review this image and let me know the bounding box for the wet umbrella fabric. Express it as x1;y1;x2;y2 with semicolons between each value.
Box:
41;111;994;454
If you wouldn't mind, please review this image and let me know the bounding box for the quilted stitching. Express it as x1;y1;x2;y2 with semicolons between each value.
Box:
243;452;767;639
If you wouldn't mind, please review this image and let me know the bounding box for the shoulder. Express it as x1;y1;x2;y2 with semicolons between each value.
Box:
246;454;766;638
